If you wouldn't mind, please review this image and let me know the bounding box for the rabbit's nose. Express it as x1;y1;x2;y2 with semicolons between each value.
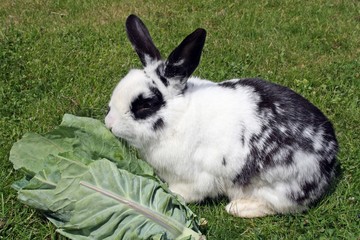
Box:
104;115;114;130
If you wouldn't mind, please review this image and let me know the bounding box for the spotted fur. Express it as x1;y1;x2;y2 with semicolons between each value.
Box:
105;15;339;218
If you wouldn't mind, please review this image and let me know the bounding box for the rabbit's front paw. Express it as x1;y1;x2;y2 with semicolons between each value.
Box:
225;198;275;218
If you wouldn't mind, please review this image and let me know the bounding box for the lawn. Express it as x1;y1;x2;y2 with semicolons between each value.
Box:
1;0;359;239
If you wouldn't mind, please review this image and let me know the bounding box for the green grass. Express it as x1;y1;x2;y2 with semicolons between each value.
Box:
1;0;359;239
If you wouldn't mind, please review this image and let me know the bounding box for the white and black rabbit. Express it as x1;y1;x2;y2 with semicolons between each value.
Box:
105;15;339;218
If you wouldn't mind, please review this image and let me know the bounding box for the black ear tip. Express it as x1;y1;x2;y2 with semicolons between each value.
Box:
126;14;142;29
196;28;207;36
126;14;139;22
193;28;207;43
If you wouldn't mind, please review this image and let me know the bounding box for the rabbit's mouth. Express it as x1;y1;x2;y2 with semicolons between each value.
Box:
115;137;134;149
111;129;138;146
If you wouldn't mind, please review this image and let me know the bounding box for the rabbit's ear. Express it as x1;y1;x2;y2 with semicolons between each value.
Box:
126;15;161;66
164;28;206;82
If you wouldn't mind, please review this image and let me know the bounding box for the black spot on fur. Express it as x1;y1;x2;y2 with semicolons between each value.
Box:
236;79;280;113
319;156;338;180
222;157;227;166
301;137;315;152
130;87;165;120
292;180;318;204
156;67;169;87
232;125;304;186
180;84;188;95
233;159;257;186
283;150;294;165
240;132;245;146
218;81;237;89
153;118;165;131
291;155;340;206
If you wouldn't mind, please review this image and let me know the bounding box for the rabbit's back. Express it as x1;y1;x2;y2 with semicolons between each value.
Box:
216;78;338;207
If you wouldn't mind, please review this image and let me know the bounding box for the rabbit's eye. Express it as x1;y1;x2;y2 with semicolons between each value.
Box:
130;88;165;120
142;102;152;109
106;106;111;115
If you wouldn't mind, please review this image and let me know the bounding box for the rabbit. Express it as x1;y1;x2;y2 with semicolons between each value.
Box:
105;14;339;218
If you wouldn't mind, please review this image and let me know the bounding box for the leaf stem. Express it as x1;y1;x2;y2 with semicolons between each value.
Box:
79;181;202;239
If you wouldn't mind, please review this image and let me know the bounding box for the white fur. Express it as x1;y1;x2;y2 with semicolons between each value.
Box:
105;67;303;217
106;15;337;218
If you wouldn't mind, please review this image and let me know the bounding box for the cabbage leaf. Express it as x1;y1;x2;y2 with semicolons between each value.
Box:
10;114;205;240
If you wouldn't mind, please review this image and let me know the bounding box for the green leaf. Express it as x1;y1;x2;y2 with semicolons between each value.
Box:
9;131;74;175
9;114;154;177
10;114;205;239
16;158;203;239
15;153;88;224
58;160;202;240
